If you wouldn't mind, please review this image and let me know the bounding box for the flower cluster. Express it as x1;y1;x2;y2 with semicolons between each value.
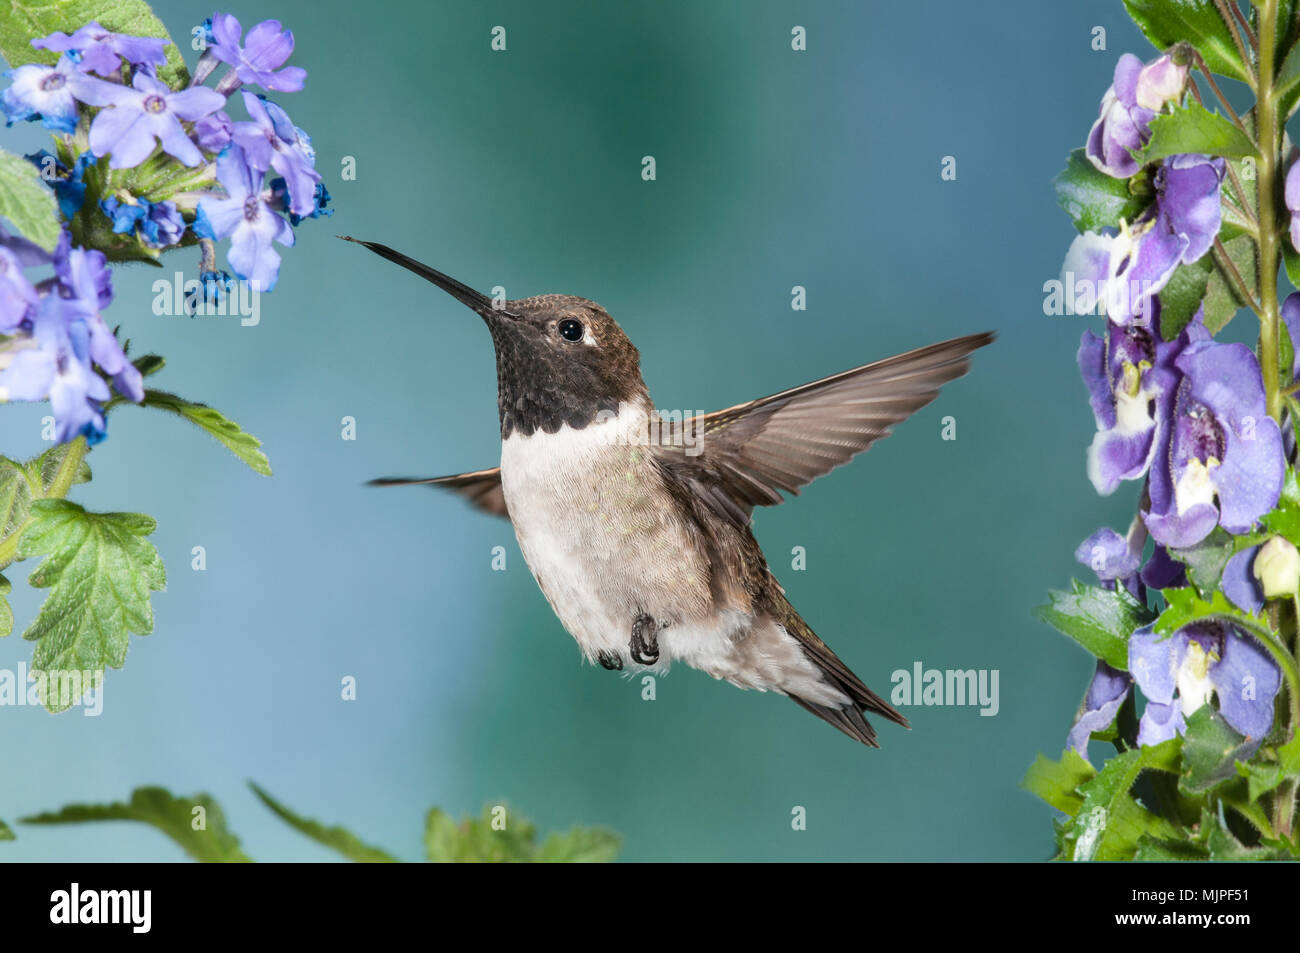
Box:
1056;54;1287;759
0;13;331;442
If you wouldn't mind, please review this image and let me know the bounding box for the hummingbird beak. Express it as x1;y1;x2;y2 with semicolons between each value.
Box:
338;236;504;318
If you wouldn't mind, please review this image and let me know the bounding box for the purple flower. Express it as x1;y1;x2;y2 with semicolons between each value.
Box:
1129;621;1280;745
1079;308;1202;495
99;196;185;250
205;14;306;93
231;91;320;217
0;246;39;332
0;294;110;444
1285;162;1300;253
1222;546;1265;614
195;109;233;152
1087;54;1187;179
72;71;225;168
51;233;141;403
1144;340;1285;548
0;223;53;268
1075;526;1142;590
32;22;168;78
1068;661;1133;757
1141;544;1188;590
196;144;294;291
1108;154;1225;326
2;54;81;132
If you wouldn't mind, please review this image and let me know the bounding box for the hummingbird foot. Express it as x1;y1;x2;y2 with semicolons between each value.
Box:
629;613;663;666
597;650;623;671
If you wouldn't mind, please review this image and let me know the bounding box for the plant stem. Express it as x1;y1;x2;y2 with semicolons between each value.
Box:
1216;0;1258;82
1259;0;1284;424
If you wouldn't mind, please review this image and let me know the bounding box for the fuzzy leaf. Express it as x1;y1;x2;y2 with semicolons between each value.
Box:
1122;0;1251;83
20;786;249;862
0;574;10;638
537;826;622;863
1065;741;1182;861
0;147;60;251
1033;580;1152;670
1179;705;1255;795
248;782;399;863
1054;148;1147;233
1021;749;1096;815
1136;103;1258;166
138;390;271;476
0;0;189;88
18;499;165;712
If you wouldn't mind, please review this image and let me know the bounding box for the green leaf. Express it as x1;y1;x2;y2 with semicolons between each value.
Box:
0;147;60;252
136;390;271;476
18;499;165;712
248;782;399;863
0;442;92;571
1180;705;1256;795
1286;238;1300;292
1169;526;1235;595
132;354;165;379
538;826;622;863
0;819;13;841
1066;741;1183;861
1054;148;1147;233
1159;255;1214;340
1134;835;1209;859
1033;580;1152;670
1137;103;1259;167
20;786;250;862
1203;233;1257;334
0;0;189;88
423;804;619;863
1122;0;1251;83
1021;749;1096;814
0;573;10;638
1157;586;1275;642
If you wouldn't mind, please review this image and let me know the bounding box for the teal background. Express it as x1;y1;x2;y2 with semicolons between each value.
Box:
0;0;1163;860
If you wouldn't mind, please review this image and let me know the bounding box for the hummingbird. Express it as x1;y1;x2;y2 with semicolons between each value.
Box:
344;236;993;747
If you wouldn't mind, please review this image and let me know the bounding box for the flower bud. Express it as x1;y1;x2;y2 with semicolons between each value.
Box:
1134;55;1187;111
1254;536;1300;599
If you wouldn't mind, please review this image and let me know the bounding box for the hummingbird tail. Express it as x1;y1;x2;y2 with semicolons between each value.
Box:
778;601;909;748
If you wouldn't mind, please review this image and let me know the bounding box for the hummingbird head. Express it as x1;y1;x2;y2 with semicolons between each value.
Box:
342;237;649;437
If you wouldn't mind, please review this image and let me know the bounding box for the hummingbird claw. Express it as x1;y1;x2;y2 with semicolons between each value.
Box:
597;650;623;671
629;613;660;666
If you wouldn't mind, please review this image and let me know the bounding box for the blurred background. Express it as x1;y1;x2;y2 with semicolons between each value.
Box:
0;0;1171;860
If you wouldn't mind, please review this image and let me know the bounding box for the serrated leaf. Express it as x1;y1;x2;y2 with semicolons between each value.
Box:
1066;741;1183;861
1136;103;1259;166
0;442;91;571
138;390;271;476
424;804;619;863
20;786;249;862
0;0;190;89
1122;0;1252;83
1033;580;1152;670
0;147;60;251
1157;586;1274;639
537;826;621;863
1021;749;1096;815
1180;705;1256;794
248;782;399;863
1236;758;1285;801
1054;148;1147;233
17;499;164;712
1134;834;1209;859
1169;526;1235;595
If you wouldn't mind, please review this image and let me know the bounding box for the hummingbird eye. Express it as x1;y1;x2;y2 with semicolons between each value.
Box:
558;319;585;342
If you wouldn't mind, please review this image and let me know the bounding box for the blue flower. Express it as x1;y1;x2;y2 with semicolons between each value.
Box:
32;21;168;78
0;246;39;333
1068;662;1133;758
71;70;226;169
1129;622;1280;746
99;195;185;249
197;144;294;291
232;91;320;218
207;14;306;94
2;54;81;132
1143;340;1285;548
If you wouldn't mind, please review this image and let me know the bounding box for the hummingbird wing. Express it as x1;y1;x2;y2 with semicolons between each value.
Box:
655;331;993;526
368;467;509;518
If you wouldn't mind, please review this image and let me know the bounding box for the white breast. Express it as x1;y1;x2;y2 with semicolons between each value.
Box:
499;403;713;664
